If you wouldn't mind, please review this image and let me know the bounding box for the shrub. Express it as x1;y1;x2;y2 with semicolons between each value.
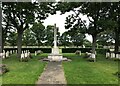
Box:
0;64;9;75
113;71;120;78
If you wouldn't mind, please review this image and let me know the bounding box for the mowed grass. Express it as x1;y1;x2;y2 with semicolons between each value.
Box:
1;54;47;85
62;53;119;85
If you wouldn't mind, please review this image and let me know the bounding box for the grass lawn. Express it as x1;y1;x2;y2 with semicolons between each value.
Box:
62;53;119;85
0;54;47;85
0;53;119;85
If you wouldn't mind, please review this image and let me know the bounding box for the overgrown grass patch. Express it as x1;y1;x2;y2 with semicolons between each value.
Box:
1;54;47;85
62;53;118;85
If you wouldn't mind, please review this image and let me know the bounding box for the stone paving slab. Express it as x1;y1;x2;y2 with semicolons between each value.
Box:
36;62;67;86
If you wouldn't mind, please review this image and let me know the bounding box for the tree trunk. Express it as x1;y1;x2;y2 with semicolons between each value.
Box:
91;34;97;62
92;34;97;54
114;28;119;58
0;26;2;54
17;30;23;58
0;3;2;53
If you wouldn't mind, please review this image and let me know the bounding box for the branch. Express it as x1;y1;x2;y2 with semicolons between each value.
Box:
73;10;88;30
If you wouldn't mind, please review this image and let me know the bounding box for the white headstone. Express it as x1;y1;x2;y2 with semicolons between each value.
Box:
21;51;24;59
79;51;81;55
6;51;9;57
10;50;12;55
106;52;110;58
35;51;37;56
3;50;5;58
111;53;115;58
91;53;95;58
116;54;119;58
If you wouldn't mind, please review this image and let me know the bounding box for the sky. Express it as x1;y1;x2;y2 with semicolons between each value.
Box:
43;11;93;42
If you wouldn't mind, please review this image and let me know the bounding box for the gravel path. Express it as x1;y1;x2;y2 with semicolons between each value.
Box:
36;62;67;86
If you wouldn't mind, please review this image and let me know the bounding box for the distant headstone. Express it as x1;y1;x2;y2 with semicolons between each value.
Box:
35;51;37;56
6;51;10;58
106;52;110;58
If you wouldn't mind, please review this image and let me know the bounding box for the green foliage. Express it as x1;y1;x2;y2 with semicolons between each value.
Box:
96;48;109;55
23;28;36;46
30;22;45;46
59;32;72;47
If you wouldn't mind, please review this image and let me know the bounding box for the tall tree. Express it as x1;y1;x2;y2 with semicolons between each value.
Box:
108;2;120;54
57;2;114;61
0;1;2;53
2;2;56;58
57;3;111;49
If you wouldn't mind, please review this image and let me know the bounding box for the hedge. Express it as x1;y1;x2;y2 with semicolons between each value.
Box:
62;48;109;55
4;48;51;53
62;48;91;53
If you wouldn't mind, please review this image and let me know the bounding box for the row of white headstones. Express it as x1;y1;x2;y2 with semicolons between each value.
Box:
106;52;120;59
0;50;17;58
0;50;42;59
20;50;31;59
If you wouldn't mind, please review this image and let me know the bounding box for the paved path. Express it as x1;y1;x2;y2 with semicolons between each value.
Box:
36;62;67;86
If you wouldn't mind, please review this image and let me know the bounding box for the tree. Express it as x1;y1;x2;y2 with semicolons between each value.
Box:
67;29;86;47
30;22;45;46
83;39;92;47
23;28;36;46
97;30;115;46
108;2;120;54
2;2;56;58
59;32;71;48
56;2;114;61
0;2;2;53
6;29;17;46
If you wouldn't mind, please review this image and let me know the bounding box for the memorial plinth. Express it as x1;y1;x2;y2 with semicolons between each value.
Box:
48;24;63;61
48;47;63;61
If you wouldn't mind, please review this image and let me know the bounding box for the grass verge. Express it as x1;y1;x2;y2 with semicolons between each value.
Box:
1;54;47;85
63;53;118;85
